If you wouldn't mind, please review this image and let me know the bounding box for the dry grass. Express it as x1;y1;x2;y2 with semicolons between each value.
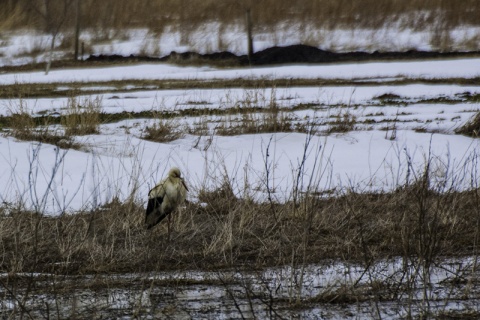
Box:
7;108;36;139
2;96;102;149
143;118;186;143
61;96;102;136
5;105;77;149
214;111;294;136
3;0;480;32
0;178;478;275
2;0;480;62
326;110;357;133
3;78;480;101
142;88;308;139
455;111;480;138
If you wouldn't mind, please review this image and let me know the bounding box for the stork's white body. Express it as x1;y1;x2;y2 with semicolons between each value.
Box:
145;167;188;229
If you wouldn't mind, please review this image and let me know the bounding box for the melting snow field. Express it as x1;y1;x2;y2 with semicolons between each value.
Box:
1;130;478;214
1;32;480;318
1;58;480;85
0;58;479;214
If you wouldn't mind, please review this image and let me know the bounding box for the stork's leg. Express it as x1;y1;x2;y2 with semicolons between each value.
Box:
167;213;171;242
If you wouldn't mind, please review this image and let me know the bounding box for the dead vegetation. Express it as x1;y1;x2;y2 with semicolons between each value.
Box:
61;96;102;136
456;111;480;138
1;178;480;316
2;96;101;149
2;85;477;149
143;118;185;143
2;0;479;32
0;177;478;274
3;78;480;101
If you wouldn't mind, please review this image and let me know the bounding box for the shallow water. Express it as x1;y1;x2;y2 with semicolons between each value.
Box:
1;257;479;319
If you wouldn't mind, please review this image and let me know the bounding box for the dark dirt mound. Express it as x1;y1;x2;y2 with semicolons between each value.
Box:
242;45;480;65
244;45;337;64
86;54;163;62
83;44;480;66
86;51;239;66
159;50;238;62
2;45;480;74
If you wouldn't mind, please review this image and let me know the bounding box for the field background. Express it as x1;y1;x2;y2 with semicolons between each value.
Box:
2;0;480;68
3;0;480;32
1;1;480;319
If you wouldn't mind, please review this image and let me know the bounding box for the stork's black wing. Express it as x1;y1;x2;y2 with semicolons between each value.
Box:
146;196;162;216
145;196;163;229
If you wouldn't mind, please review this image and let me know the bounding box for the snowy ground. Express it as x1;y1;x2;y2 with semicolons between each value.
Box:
1;26;480;320
0;58;479;215
2;58;480;85
1;24;480;66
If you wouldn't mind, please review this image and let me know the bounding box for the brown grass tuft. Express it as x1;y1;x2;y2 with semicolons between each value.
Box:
455;111;480;138
143;118;186;143
62;97;102;136
6;108;78;149
326;110;357;133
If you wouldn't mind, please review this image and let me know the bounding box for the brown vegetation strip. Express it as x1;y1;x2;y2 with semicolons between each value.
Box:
1;185;479;275
3;77;480;100
3;0;480;31
86;46;480;67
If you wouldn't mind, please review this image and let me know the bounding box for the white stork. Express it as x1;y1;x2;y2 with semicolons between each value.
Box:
145;167;188;229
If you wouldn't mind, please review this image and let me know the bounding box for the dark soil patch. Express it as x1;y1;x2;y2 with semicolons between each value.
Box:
2;44;480;74
86;44;480;66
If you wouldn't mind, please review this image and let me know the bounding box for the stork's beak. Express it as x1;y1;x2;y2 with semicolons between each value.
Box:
181;178;189;192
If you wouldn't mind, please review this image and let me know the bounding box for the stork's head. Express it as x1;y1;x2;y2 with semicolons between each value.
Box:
168;167;182;178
